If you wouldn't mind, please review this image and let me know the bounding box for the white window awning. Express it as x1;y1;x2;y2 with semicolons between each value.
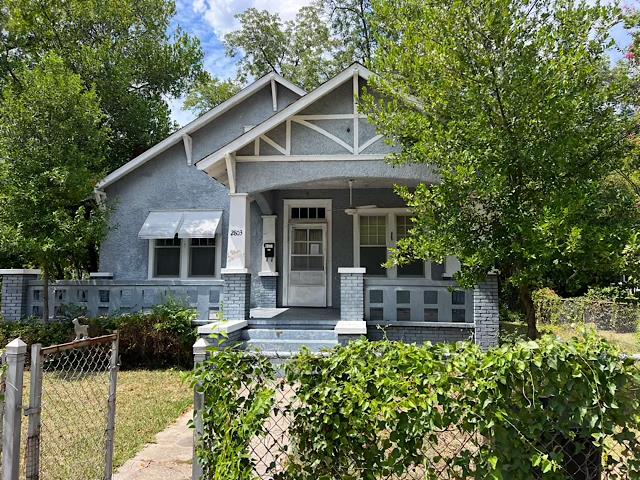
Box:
178;210;223;238
138;210;223;239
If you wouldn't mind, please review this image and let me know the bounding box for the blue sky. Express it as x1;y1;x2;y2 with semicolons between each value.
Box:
167;0;312;126
167;0;637;127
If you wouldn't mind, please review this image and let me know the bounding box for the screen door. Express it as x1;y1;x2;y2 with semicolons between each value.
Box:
287;224;327;306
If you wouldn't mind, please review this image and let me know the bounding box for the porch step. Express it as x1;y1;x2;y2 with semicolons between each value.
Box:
247;328;337;341
247;319;338;329
245;339;338;353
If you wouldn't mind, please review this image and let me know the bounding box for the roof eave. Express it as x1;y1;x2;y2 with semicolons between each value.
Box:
97;72;306;190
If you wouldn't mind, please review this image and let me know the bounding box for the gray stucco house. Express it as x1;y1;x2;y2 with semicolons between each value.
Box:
0;64;499;352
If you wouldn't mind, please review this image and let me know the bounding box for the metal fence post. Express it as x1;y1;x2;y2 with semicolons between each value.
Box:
25;344;43;480
104;333;119;480
2;338;27;480
192;338;209;480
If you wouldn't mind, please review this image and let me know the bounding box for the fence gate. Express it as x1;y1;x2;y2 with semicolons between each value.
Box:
24;334;119;480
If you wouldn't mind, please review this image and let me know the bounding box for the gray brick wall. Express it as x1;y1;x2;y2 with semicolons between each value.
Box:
473;274;499;350
367;325;473;344
1;272;39;321
222;273;251;320
256;275;277;308
340;271;364;321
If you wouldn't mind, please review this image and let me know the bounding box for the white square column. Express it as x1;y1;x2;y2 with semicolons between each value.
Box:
223;193;250;273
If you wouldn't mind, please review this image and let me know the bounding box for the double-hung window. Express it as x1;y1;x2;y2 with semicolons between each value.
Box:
140;210;222;280
189;238;216;277
357;212;426;278
395;215;425;277
152;237;217;279
359;216;388;276
154;238;182;277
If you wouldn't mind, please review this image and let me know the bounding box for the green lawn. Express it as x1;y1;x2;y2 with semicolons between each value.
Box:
501;321;640;354
24;369;192;480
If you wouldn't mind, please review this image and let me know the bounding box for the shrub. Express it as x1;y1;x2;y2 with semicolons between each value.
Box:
0;298;197;368
192;332;640;479
96;298;197;369
0;317;75;348
533;288;640;333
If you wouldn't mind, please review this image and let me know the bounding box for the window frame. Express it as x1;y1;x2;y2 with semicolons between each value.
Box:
148;235;221;280
353;209;428;279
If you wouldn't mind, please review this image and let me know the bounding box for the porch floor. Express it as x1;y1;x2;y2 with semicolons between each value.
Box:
248;307;340;329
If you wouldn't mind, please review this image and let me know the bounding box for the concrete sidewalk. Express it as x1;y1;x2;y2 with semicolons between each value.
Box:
114;410;193;480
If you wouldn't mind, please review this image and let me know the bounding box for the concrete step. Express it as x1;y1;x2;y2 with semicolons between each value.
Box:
247;318;338;329
244;338;338;353
246;328;337;341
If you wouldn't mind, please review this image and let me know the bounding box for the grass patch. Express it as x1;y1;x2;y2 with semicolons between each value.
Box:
500;321;640;354
23;369;191;480
114;370;192;468
541;324;640;354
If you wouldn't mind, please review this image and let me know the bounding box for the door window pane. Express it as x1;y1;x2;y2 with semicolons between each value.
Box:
291;228;324;271
154;238;181;277
190;238;216;277
309;229;322;241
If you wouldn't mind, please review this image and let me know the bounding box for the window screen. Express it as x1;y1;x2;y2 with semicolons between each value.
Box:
396;215;425;277
360;216;387;275
154;238;181;277
189;238;216;277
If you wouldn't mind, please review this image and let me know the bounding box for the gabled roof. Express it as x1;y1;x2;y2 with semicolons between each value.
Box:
195;64;374;174
96;72;306;189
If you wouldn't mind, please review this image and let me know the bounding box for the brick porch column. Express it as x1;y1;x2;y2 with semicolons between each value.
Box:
222;272;251;321
473;274;499;350
336;267;367;344
0;269;41;321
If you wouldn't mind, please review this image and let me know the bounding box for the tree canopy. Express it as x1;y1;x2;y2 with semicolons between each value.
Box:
0;54;110;317
184;0;374;113
366;0;640;338
1;0;203;170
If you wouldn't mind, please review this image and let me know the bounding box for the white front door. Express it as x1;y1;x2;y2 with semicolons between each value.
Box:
287;224;327;307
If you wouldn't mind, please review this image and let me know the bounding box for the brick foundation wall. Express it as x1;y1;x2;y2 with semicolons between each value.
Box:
256;275;277;309
0;271;40;321
222;273;251;321
367;325;473;344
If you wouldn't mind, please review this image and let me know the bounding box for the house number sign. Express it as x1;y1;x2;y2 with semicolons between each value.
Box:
230;229;244;236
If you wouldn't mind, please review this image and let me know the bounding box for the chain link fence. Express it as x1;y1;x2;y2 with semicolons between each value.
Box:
198;354;640;480
24;334;118;480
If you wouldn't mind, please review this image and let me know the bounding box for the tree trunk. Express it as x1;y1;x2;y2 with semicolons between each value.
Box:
519;284;538;339
42;269;49;323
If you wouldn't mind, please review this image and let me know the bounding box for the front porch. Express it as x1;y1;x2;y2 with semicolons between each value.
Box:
215;181;500;352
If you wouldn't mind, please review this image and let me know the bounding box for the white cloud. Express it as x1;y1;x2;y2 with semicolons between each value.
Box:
192;0;206;13
193;0;313;37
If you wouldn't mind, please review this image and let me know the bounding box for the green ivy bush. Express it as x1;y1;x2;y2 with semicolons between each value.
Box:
189;343;275;480
192;333;640;479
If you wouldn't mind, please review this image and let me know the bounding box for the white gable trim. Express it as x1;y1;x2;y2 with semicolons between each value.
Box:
96;73;306;189
196;64;374;173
